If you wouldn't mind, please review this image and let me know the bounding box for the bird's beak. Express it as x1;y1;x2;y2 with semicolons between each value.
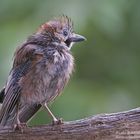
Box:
68;33;86;42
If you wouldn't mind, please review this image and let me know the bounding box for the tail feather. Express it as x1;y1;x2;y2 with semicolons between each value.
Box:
5;104;41;126
0;87;5;103
0;88;41;126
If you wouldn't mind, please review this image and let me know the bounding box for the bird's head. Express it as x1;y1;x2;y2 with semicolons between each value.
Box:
37;16;86;49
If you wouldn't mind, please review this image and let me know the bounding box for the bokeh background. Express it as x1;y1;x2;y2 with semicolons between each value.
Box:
0;0;140;126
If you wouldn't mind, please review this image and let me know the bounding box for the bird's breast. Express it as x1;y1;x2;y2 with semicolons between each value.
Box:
20;50;74;104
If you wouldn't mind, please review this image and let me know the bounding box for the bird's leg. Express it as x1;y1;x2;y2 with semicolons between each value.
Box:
43;102;63;125
14;104;22;130
14;103;27;131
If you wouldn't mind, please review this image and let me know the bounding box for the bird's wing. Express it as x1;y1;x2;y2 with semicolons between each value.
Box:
0;61;31;126
0;44;43;126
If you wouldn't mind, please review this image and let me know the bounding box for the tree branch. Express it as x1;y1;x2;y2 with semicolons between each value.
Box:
0;107;140;140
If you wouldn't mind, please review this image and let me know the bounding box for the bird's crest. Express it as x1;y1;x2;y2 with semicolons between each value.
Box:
53;15;73;30
38;15;73;33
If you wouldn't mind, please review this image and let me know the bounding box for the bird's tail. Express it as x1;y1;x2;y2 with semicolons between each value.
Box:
5;104;41;126
0;87;5;103
0;88;41;126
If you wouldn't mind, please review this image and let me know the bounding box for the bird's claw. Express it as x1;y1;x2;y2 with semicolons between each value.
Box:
52;118;63;125
14;123;27;132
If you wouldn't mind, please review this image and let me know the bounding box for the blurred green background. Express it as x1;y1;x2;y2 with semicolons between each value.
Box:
0;0;140;126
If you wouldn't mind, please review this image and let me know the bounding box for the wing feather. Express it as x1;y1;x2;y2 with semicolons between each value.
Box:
0;44;42;126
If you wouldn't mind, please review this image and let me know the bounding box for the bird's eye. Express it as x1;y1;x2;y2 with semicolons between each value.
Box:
63;29;68;37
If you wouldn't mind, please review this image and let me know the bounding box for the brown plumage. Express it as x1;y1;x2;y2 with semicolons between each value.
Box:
0;16;86;129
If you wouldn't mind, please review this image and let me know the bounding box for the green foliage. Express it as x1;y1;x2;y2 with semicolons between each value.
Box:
0;0;140;125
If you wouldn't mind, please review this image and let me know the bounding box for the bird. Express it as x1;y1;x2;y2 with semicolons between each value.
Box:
0;16;86;129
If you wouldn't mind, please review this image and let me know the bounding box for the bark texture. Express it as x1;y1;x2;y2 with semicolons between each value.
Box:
0;107;140;140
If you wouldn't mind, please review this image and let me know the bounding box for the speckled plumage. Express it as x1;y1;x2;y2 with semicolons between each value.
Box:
19;43;74;105
0;16;85;127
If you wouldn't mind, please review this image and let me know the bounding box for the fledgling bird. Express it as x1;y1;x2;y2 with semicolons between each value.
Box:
0;16;86;129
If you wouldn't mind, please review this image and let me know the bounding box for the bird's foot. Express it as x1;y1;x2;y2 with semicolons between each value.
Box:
52;118;63;125
14;123;27;132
